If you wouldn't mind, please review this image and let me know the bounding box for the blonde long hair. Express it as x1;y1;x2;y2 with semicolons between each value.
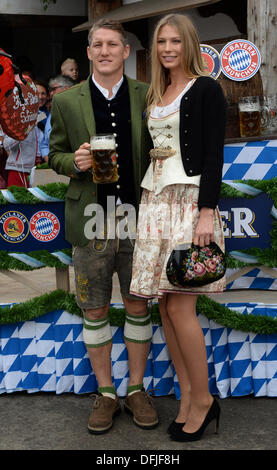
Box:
147;14;207;114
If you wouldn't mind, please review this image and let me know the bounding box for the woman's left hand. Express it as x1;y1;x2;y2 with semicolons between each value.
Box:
193;207;215;247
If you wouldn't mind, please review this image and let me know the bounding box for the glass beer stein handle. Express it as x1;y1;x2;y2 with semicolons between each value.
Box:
261;105;270;128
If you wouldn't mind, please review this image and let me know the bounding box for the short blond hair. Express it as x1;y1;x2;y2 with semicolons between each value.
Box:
61;58;78;74
88;19;128;47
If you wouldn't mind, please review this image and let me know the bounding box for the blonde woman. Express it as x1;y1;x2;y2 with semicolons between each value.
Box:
130;14;226;442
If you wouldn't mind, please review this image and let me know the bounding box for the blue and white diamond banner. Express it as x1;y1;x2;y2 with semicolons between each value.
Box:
220;139;277;290
226;267;277;291
0;307;276;398
222;140;277;181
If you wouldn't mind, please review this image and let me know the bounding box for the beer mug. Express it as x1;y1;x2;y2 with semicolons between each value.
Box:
260;94;277;134
90;134;118;184
238;96;261;137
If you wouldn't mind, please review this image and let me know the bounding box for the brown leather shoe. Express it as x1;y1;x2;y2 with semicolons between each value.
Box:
124;389;159;429
88;394;121;434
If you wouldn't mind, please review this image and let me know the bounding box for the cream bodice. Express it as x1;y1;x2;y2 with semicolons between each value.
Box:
141;110;200;195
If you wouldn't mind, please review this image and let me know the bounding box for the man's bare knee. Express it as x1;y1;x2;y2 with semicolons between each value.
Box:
123;297;148;317
85;304;110;320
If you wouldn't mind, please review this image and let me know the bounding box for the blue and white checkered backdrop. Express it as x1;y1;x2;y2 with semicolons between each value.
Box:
0;307;276;398
211;136;277;399
222;140;277;181
222;139;277;290
226;267;277;291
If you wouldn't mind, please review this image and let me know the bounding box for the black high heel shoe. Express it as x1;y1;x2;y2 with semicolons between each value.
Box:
167;419;186;435
170;398;220;442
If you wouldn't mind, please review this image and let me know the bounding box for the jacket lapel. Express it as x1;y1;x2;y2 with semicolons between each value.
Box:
127;77;141;162
79;77;96;139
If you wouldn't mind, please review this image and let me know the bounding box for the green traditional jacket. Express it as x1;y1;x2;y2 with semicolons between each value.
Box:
48;75;151;247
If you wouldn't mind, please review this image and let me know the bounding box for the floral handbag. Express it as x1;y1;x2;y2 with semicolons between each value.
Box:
166;242;226;288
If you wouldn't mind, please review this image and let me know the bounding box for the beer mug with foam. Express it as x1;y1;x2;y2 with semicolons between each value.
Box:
90;134;118;184
238;96;261;138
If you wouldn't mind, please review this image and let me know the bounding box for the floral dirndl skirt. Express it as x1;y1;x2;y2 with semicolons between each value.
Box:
130;184;225;298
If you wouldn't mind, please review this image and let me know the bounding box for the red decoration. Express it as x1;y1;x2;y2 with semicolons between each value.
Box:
0;74;39;141
0;48;15;105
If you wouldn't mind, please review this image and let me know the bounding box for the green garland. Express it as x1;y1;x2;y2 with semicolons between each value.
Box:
1;249;276;271
1;179;276;205
221;178;277;206
2;248;275;271
0;249;72;271
1;182;68;204
0;289;276;335
225;248;277;269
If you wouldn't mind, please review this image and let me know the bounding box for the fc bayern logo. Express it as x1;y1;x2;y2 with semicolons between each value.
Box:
200;44;221;79
0;211;29;243
30;210;60;242
220;39;261;81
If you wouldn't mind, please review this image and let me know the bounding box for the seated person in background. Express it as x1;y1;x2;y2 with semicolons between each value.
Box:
40;74;75;162
61;58;79;83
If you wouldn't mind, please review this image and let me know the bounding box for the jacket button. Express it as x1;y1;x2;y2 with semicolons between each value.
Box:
184;130;188;133
189;170;193;173
185;96;188;100
112;122;116;127
185;114;189;117
185;143;188;147
186;157;190;161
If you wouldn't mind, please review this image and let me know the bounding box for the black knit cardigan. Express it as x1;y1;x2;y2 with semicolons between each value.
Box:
179;76;227;209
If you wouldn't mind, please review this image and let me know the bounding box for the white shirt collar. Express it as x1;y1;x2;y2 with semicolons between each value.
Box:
92;74;124;100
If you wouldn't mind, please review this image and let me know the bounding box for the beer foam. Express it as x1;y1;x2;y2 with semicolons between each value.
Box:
90;137;115;150
239;102;260;112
